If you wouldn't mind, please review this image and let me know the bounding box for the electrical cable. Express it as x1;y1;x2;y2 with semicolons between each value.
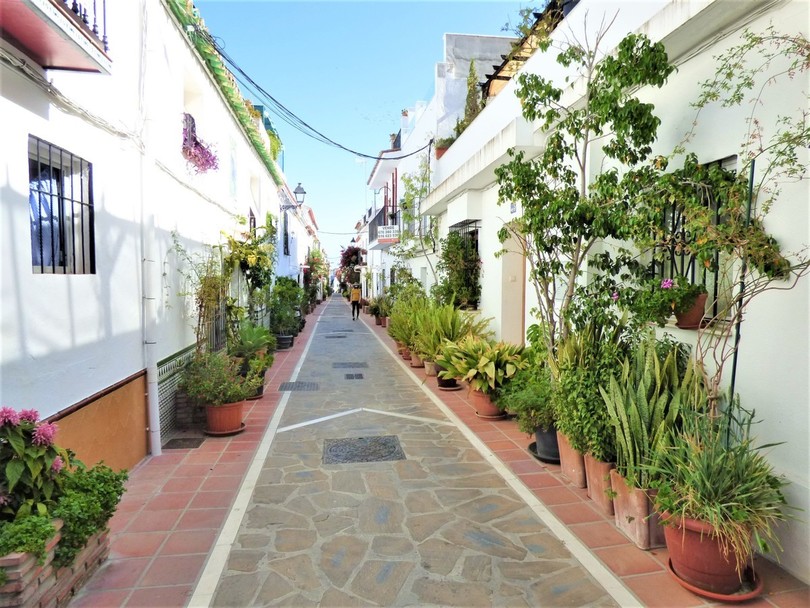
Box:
193;27;433;162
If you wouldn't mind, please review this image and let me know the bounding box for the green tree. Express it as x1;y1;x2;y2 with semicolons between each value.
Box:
495;30;675;356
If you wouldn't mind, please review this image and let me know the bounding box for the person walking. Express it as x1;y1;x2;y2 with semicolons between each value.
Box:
350;283;361;320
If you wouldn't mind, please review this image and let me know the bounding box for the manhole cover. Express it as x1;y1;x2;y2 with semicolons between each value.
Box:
332;362;368;369
279;381;319;391
344;373;364;380
163;437;205;449
323;435;406;464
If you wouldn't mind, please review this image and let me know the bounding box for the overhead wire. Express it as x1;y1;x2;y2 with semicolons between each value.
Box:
194;27;433;162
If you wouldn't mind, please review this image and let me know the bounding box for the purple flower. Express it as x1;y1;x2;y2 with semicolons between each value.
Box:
19;409;39;423
660;279;674;289
0;407;21;426
51;456;64;474
32;422;58;446
611;292;619;301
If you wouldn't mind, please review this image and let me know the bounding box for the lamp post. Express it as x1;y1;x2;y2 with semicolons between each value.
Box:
294;183;306;206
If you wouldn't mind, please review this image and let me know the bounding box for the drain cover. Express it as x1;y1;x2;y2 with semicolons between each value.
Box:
325;335;346;339
163;437;205;449
332;362;368;369
279;381;319;391
344;373;364;380
323;435;406;464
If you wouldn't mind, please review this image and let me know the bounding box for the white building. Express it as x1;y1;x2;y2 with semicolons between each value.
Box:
0;0;313;470
421;0;809;583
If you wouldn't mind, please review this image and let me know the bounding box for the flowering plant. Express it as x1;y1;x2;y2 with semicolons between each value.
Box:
0;407;71;521
621;278;707;327
182;113;219;174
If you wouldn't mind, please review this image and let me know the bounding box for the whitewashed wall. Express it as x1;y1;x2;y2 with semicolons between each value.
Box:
0;1;283;424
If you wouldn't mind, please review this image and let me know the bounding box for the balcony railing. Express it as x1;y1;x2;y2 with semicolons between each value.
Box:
0;0;111;73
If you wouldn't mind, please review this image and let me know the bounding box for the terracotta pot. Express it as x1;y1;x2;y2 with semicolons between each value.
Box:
380;317;387;327
584;454;615;515
662;511;745;595
375;316;382;326
675;292;708;329
410;353;424;368
469;389;505;420
556;431;587;488
423;360;437;376
401;347;411;360
610;470;665;550
205;400;245;436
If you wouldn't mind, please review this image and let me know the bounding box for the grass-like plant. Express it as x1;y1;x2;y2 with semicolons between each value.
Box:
649;398;789;575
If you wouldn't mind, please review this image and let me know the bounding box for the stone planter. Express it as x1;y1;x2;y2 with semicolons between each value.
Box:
0;522;109;608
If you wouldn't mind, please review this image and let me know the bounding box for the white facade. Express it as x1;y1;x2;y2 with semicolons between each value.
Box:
0;0;308;463
421;0;809;582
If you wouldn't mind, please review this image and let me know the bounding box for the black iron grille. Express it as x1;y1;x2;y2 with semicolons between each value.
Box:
279;381;319;391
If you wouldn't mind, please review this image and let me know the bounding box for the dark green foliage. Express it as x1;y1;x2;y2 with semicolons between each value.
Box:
52;463;127;568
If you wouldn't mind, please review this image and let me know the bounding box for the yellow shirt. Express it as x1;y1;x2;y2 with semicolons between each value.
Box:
350;287;361;302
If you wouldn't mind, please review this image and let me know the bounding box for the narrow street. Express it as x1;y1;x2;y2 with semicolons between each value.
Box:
69;296;807;607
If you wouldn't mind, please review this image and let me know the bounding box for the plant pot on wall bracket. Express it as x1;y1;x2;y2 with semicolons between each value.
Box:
675;292;708;329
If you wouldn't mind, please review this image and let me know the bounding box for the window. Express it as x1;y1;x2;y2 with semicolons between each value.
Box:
651;155;737;319
282;212;290;256
28;136;95;274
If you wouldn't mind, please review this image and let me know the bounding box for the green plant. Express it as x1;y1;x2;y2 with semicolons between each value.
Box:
600;332;697;488
434;231;481;309
179;351;262;406
622;278;707;327
0;516;56;569
387;282;427;348
172;234;229;351
0;408;71;521
223;213;276;315
495;31;675;355
436;336;527;395
649;398;789;575
552;319;628;462
367;297;381;318
495;357;555;433
267;277;304;335
52;463;127;568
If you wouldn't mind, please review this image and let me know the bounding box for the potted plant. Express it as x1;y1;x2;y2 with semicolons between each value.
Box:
649;396;789;599
367;297;382;325
495;358;558;463
229;321;275;398
436;336;527;419
178;351;262;435
599;331;693;548
624;277;708;329
552;319;627;497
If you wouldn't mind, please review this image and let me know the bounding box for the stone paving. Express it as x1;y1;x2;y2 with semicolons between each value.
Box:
208;298;618;607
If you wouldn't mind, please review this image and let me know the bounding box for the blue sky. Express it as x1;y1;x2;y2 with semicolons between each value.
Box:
195;1;526;265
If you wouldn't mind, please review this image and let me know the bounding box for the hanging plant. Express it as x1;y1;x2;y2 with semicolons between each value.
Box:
182;113;219;174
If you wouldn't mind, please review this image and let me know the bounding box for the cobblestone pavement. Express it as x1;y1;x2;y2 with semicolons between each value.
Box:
201;297;619;607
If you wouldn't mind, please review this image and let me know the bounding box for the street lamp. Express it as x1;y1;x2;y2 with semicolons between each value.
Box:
293;183;306;206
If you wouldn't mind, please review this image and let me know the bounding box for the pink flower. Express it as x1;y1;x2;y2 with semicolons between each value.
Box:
611;292;619;301
32;422;58;446
0;494;10;507
19;409;39;423
51;456;64;474
660;279;674;289
0;407;21;426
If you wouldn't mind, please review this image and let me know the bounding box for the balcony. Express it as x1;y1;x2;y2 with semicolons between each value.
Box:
368;207;399;250
1;0;111;74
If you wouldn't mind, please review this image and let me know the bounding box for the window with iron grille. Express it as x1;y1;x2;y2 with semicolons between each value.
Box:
248;209;256;232
651;156;737;319
28;136;95;274
439;220;481;309
282;211;290;256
